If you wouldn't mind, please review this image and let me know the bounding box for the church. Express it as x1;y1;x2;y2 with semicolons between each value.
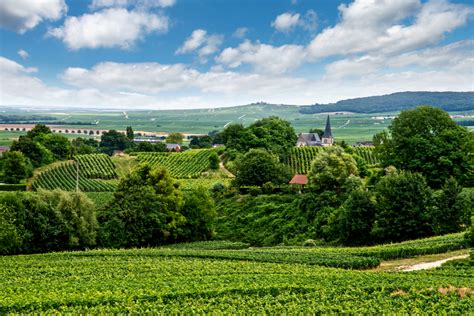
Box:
296;115;334;147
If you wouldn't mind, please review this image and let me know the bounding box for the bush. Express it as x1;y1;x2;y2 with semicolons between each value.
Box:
0;190;98;255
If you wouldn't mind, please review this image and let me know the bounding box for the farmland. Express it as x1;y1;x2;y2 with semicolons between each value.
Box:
0;234;471;314
1;106;473;146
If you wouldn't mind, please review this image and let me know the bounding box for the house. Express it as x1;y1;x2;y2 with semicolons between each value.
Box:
296;115;334;147
296;133;321;147
166;143;181;152
289;174;308;185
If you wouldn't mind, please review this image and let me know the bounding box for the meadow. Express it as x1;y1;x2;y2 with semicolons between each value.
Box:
0;235;471;314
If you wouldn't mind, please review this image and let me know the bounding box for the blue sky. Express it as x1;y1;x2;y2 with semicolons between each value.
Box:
0;0;473;109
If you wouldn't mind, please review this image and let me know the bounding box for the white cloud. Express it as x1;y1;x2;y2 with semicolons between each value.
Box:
308;0;473;58
216;40;306;74
17;49;29;60
324;40;474;80
232;27;249;39
0;56;472;109
0;0;67;33
271;12;300;33
176;29;223;62
176;29;207;54
48;8;168;50
90;0;176;10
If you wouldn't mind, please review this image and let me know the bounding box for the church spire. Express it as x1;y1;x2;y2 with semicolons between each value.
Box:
323;115;332;138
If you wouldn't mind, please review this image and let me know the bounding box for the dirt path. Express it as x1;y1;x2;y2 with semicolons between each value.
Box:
219;161;235;178
399;254;469;272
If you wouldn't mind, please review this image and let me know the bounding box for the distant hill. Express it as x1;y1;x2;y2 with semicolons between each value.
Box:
299;92;474;114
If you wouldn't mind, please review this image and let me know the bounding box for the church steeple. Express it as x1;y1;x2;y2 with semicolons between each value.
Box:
322;115;333;146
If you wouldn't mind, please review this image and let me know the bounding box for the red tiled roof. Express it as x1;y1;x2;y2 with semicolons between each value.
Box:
289;174;308;185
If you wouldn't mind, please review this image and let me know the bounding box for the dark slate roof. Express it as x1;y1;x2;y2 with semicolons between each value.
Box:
297;133;321;145
323;115;333;138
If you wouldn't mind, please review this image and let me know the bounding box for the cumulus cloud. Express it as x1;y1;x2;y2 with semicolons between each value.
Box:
232;27;249;39
271;12;300;33
176;29;223;62
308;0;473;58
216;40;306;74
90;0;176;10
271;10;317;33
1;56;472;109
48;8;168;50
0;0;67;33
17;49;29;60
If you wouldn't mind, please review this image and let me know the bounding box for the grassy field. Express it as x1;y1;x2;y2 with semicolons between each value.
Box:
1;106;472;146
0;234;471;313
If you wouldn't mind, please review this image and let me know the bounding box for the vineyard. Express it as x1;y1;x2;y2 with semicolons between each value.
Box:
352;146;380;165
0;234;471;313
31;154;118;192
135;149;215;178
287;146;380;174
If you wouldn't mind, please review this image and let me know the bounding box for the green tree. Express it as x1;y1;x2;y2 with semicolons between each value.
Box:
178;186;216;242
166;132;184;144
10;137;53;167
221;124;244;149
126;126;134;141
37;133;72;160
308;146;359;193
328;190;377;246
308;128;324;138
98;165;185;248
372;171;433;243
72;137;99;155
377;106;473;188
209;151;219;170
99;130;130;155
26;124;51;139
234;149;292;187
0;151;33;184
431;178;472;234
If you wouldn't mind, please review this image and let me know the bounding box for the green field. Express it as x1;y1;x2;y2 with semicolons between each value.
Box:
1;106;472;145
0;234;471;313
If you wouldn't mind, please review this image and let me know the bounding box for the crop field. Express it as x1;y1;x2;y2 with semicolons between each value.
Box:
0;234;471;313
287;146;380;174
134;149;216;178
32;154;118;192
1;107;472;146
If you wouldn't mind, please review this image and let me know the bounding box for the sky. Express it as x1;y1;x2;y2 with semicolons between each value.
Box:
0;0;473;110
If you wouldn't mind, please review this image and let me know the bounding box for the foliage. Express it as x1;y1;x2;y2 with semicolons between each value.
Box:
166;240;250;250
189;135;213;148
71;137;99;155
26;124;52;139
208;151;219;170
98;165;185;248
328;190;377;246
224;117;297;159
100;130;131;155
0;190;97;255
129;141;167;153
126;126;134;141
299;91;474;114
376;106;473;188
234;149;292;187
166;132;184;144
135;149;217;178
177;186;216;242
372;171;433;243
215;194;316;246
0;150;33;184
307;146;359;193
10;137;54;167
431;178;471;235
465;216;474;247
36;133;72;160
